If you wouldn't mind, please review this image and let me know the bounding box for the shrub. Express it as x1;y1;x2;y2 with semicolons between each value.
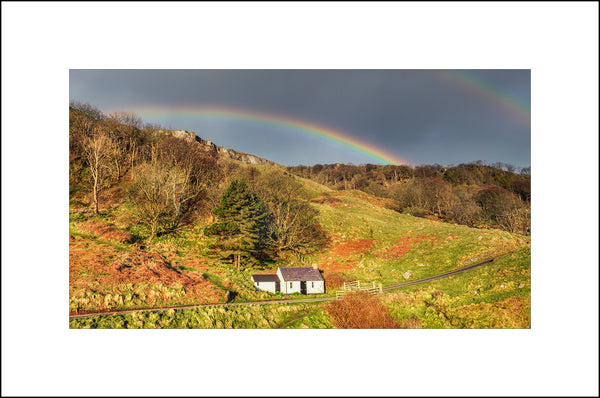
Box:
323;272;352;290
402;206;427;218
325;291;400;328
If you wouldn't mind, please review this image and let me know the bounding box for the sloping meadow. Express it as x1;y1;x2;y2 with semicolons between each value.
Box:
306;189;529;288
69;216;226;313
69;177;530;328
382;247;531;328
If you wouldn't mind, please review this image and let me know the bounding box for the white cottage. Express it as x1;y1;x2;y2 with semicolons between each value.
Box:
252;266;325;294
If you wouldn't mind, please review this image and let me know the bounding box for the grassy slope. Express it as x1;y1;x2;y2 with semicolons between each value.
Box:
305;189;528;287
69;166;530;328
69;303;333;329
383;246;531;328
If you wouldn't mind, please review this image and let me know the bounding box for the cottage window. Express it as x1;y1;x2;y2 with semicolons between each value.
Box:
290;282;293;288
312;282;314;288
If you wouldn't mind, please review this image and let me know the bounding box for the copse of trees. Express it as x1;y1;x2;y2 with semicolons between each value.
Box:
70;102;172;216
69;102;327;263
203;170;329;269
287;161;530;234
246;170;328;261
70;104;115;214
126;137;220;238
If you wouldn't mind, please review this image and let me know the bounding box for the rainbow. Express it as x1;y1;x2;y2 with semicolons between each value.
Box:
435;70;531;127
118;105;410;165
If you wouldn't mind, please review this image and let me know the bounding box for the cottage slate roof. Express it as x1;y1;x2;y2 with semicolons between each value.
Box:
251;274;280;283
278;267;324;282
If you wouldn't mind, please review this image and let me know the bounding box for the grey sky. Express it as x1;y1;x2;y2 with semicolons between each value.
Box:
70;69;530;167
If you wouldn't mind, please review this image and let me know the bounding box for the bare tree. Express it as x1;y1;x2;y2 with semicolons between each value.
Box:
82;130;115;214
127;138;219;237
422;178;455;215
107;111;142;128
97;117;146;181
449;201;482;227
491;161;504;170
126;158;172;237
70;100;105;120
249;171;327;260
505;205;531;235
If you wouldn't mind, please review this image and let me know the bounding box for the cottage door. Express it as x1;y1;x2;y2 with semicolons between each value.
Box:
300;281;307;295
275;281;280;293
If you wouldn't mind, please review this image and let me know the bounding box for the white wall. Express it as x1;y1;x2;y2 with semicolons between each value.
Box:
276;268;284;287
254;281;277;293
284;281;301;294
284;280;323;294
306;280;324;294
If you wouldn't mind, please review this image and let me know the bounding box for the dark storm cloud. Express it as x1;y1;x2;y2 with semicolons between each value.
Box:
70;69;531;167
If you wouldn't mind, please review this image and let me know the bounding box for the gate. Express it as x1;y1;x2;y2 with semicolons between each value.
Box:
335;280;383;299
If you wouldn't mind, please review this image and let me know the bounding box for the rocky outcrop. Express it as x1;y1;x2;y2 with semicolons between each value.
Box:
220;148;274;165
153;129;275;165
156;129;197;142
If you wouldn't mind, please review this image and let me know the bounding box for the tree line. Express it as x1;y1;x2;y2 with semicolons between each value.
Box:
69;101;327;269
287;162;531;234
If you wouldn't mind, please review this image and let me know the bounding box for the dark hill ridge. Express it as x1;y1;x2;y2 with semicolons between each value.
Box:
155;129;276;166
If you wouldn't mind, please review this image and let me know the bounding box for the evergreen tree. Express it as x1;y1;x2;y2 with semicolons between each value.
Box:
205;180;266;269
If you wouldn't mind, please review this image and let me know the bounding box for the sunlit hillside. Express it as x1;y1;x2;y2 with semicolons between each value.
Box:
69;104;530;328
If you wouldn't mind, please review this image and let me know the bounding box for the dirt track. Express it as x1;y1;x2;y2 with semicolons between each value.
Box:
69;252;512;320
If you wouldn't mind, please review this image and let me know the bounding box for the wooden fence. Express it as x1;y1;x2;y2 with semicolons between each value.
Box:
335;280;383;299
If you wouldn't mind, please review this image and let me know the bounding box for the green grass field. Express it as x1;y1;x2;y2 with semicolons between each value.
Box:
383;246;531;328
307;189;528;286
69;176;530;328
69;302;333;329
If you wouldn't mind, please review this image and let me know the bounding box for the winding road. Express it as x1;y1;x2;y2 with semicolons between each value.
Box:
69;251;513;320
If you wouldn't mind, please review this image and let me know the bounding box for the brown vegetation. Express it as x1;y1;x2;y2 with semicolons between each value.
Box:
77;220;133;243
318;259;354;273
310;193;342;206
322;271;353;290
377;235;439;259
69;237;223;308
325;291;400;328
331;238;374;257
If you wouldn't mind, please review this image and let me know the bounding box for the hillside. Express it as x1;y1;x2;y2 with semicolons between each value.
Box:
69;104;531;328
303;189;527;288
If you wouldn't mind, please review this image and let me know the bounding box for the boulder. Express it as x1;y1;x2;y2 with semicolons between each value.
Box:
403;270;413;279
